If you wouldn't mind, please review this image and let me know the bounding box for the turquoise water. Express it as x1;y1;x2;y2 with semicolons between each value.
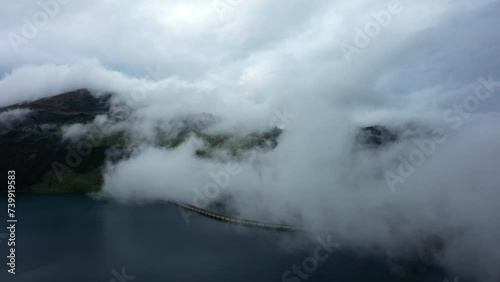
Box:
0;195;448;282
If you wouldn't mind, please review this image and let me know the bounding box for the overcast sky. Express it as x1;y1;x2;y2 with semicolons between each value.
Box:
1;1;500;281
1;0;499;104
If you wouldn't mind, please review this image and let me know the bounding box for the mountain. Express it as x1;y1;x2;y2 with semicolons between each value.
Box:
0;89;111;193
0;89;283;193
1;89;402;194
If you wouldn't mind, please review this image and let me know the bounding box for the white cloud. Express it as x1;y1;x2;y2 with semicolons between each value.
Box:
0;108;33;133
1;0;500;280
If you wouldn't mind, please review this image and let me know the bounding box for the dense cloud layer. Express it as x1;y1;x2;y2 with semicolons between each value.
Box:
1;0;500;281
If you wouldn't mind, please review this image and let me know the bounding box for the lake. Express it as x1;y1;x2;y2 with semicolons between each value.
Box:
0;195;449;282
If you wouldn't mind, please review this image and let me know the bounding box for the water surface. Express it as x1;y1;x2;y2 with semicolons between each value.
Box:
0;195;448;282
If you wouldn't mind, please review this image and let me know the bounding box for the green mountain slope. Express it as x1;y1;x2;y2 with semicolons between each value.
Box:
0;89;283;193
1;89;399;194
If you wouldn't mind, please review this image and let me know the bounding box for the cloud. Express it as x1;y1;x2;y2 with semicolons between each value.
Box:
61;123;88;142
0;108;33;133
1;0;500;281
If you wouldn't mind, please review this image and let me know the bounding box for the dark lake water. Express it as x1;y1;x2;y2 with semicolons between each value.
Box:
0;195;449;282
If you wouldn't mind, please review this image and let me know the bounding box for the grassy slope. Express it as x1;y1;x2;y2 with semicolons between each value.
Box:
31;168;103;193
